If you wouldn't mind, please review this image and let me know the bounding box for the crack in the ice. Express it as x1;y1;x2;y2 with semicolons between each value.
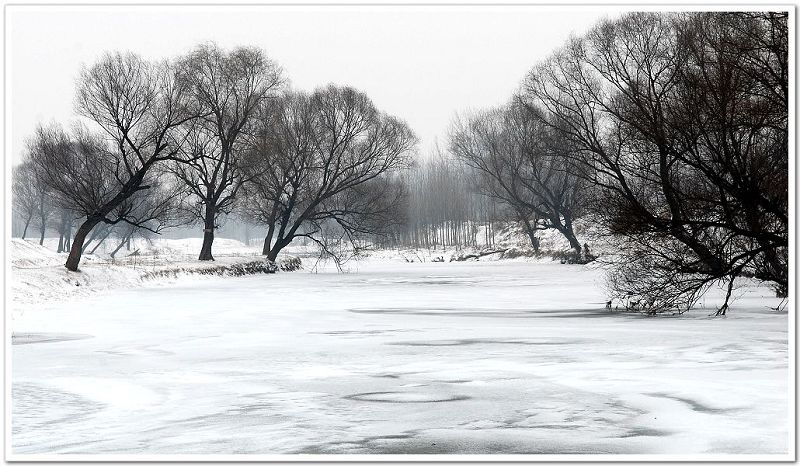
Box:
388;338;585;347
12;333;93;345
344;391;470;403
647;392;742;414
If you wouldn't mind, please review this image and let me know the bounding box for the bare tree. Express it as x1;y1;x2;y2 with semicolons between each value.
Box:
521;11;788;311
242;86;417;261
54;208;75;253
28;51;195;271
174;43;284;261
12;162;41;240
240;92;317;256
449;102;587;258
12;159;57;245
109;222;149;258
671;11;788;299
396;149;483;250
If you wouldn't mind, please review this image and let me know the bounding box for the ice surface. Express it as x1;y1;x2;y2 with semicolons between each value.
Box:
11;259;789;456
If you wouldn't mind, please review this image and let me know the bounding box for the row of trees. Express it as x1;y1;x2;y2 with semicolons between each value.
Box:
383;147;507;250
12;161;143;256
12;11;787;314
12;162;53;245
15;43;416;271
446;11;787;311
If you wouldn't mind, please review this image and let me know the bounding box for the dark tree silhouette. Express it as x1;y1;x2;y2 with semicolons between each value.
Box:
11;161;52;242
521;11;788;311
449;102;588;257
28;52;196;271
174;43;284;261
242;86;416;261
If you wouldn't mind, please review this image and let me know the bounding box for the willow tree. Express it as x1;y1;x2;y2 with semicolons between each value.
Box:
28;52;196;271
449;103;587;257
174;44;284;261
521;11;788;311
242;86;417;261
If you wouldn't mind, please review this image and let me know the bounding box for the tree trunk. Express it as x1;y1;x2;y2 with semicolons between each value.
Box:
110;234;130;258
89;231;111;254
65;223;72;252
82;226;105;253
558;215;582;257
65;218;100;271
565;232;581;256
57;216;69;253
38;193;47;245
89;240;103;255
198;205;215;261
266;237;285;262
22;214;32;240
519;216;540;253
262;222;276;255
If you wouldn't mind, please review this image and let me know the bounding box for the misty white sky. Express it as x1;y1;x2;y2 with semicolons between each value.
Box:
7;5;624;165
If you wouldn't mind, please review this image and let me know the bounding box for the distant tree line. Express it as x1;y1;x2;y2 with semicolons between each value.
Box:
380;146;506;250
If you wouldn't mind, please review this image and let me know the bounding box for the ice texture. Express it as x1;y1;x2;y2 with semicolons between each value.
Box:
11;260;789;455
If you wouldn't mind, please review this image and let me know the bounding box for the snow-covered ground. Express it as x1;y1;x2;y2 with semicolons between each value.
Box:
9;238;307;316
10;257;789;457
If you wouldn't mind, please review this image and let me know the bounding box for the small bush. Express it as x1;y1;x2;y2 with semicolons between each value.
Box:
142;260;278;281
552;250;596;264
278;256;302;271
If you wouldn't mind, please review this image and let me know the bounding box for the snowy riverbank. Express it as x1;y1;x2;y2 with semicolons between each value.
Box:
10;238;301;317
9;225;589;319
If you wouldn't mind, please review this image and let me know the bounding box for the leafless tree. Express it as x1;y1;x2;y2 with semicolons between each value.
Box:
241;86;417;261
108;221;153;258
11;161;51;241
28;51;196;271
54;208;75;253
15;160;59;247
174;43;284;261
449;102;588;258
394;148;484;250
30;124;188;262
671;11;788;300
521;11;788;312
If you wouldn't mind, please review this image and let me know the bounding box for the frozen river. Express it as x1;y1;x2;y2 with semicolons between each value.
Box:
11;261;789;456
